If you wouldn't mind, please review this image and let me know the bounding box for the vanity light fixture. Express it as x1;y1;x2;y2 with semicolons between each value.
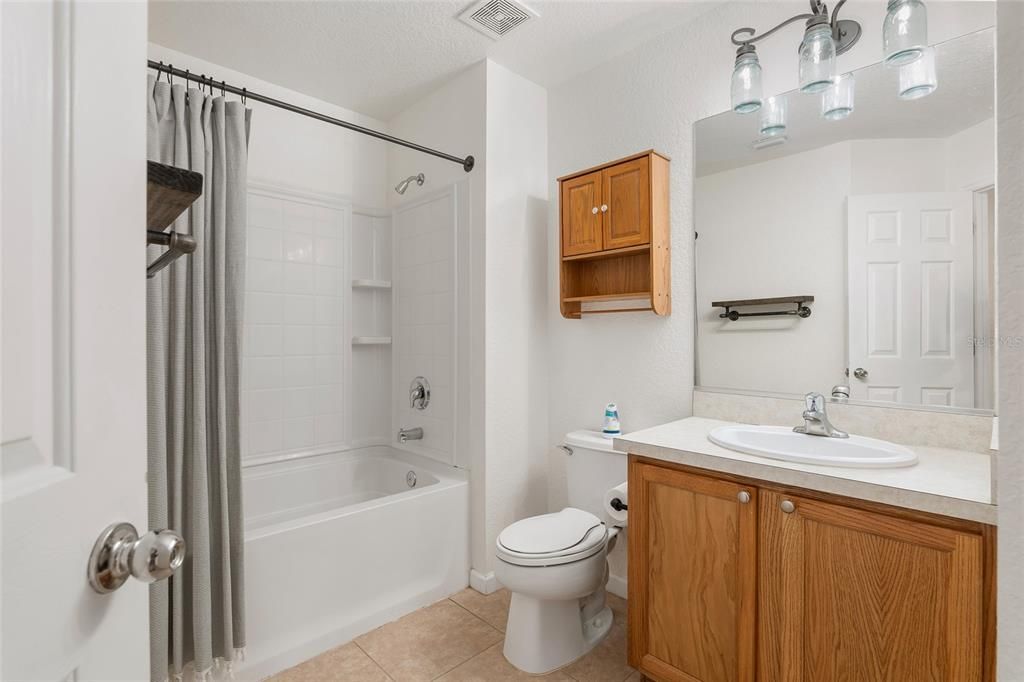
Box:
729;0;933;125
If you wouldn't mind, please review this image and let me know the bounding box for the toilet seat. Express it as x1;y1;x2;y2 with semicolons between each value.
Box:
496;508;607;567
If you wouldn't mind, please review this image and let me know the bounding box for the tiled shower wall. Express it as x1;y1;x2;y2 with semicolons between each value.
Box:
242;185;393;461
392;189;456;465
242;188;348;460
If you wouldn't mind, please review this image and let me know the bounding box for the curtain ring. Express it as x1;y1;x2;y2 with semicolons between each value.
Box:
157;61;166;82
200;74;206;94
221;80;226;97
168;64;173;86
241;87;247;105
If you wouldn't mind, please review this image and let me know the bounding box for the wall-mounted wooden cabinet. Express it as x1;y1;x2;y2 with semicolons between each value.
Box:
558;150;670;318
628;457;995;682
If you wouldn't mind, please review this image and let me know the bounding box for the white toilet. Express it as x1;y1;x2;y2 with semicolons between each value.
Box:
494;430;627;674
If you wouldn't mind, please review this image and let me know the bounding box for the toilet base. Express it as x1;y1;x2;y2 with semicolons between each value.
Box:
502;593;613;675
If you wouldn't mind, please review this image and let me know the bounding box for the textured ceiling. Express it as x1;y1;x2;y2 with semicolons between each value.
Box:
149;0;719;121
696;27;995;176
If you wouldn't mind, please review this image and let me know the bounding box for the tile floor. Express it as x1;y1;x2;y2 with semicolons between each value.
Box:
270;588;639;682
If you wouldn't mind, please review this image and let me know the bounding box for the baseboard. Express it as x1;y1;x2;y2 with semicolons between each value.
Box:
469;568;502;594
607;573;627;600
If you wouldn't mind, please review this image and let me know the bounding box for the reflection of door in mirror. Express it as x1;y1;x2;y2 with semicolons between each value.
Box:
847;193;974;408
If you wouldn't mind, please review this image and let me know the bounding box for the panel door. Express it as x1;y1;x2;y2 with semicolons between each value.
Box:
847;192;975;407
602;157;651;250
2;1;149;679
628;460;757;682
561;170;604;256
759;489;984;682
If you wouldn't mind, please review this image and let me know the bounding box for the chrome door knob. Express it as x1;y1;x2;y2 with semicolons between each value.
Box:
737;490;751;504
591;207;599;214
853;367;869;380
780;500;796;514
600;204;609;213
88;522;186;594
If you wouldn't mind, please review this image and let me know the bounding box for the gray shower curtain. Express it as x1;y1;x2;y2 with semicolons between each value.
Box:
147;75;251;682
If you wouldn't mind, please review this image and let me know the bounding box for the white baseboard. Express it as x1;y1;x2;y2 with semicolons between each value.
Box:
469;568;502;594
607;573;627;600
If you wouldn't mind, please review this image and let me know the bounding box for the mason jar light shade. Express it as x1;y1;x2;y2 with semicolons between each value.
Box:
799;23;837;94
731;48;763;114
898;46;937;100
883;0;928;66
760;96;788;136
822;73;855;120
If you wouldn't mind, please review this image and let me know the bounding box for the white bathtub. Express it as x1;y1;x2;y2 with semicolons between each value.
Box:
238;446;469;679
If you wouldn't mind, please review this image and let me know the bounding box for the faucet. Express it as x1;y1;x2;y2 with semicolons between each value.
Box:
397;427;423;444
409;376;430;410
793;392;848;438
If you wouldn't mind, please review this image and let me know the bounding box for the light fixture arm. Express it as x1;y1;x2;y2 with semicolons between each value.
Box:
730;0;861;55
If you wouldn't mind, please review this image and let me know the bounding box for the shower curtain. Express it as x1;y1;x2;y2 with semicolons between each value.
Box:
147;75;251;682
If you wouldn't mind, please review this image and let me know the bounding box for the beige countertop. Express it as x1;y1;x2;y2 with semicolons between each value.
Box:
615;417;996;525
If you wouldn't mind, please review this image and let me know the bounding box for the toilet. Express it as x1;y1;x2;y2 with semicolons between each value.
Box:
494;430;627;674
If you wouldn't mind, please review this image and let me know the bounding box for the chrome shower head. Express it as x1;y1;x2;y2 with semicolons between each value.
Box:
395;173;425;195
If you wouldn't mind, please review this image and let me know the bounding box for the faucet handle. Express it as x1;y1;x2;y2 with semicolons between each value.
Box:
804;392;824;412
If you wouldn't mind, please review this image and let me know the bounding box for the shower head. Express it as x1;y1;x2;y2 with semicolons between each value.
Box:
395;173;425;195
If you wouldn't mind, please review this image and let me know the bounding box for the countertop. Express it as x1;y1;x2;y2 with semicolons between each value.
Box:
614;417;996;525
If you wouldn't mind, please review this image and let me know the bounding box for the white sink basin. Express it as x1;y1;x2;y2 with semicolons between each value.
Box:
708;425;918;468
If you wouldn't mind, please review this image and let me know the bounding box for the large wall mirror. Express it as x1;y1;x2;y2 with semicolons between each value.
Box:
694;27;995;414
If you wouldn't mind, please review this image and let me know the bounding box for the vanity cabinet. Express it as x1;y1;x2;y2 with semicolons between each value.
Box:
628;458;996;682
557;150;670;318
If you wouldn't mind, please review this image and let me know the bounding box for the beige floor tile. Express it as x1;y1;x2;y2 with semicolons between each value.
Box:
562;611;635;682
355;599;503;681
436;643;575;681
449;588;512;632
606;593;627;621
622;673;643;682
269;642;391;682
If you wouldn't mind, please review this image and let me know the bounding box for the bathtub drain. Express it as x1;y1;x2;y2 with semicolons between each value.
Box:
406;471;417;488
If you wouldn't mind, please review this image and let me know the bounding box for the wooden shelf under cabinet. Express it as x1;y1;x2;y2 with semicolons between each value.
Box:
558;150;670;318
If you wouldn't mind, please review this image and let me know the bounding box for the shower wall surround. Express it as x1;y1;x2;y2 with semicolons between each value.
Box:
243;186;351;460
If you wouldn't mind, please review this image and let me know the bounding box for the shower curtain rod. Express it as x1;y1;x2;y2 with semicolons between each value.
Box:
148;60;476;172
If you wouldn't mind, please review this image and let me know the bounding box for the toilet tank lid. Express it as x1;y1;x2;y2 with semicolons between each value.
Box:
564;430;626;455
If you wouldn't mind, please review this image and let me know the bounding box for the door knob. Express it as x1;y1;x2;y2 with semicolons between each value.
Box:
853;367;868;380
737;490;751;504
87;522;185;594
600;204;609;213
780;500;796;514
591;207;599;214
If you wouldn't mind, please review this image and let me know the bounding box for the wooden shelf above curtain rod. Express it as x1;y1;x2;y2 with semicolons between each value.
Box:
712;295;814;321
147;161;202;278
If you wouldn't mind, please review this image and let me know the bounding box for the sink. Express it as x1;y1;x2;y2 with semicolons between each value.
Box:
708;425;918;468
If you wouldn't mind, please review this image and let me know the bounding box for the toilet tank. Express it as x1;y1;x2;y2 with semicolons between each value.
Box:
563;430;628;522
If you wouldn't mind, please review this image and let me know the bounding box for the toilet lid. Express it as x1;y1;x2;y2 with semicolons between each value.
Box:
497;508;605;559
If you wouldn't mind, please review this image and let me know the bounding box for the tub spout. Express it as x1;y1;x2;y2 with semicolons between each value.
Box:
398;427;423;444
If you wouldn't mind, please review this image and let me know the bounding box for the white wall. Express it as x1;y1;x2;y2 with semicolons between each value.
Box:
482;61;550;576
546;0;994;584
997;0;1024;674
696;126;995;397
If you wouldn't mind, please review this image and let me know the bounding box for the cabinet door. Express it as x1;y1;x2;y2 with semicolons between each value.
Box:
759;490;984;682
602;157;651;250
560;170;603;256
628;460;757;682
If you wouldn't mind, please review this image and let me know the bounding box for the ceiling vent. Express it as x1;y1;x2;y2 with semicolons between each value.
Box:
458;0;538;40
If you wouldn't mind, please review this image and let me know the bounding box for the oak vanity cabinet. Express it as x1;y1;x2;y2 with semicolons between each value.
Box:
558;151;669;318
628;459;995;682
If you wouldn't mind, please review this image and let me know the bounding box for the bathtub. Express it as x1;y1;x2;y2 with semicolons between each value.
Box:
237;446;469;679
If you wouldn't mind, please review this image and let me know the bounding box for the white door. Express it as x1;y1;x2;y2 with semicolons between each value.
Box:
847;192;974;408
2;2;150;680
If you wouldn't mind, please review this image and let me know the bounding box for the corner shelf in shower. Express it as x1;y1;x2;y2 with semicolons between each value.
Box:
352;279;392;290
352;336;392;346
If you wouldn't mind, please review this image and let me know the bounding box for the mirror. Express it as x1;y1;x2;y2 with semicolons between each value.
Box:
694;28;995;414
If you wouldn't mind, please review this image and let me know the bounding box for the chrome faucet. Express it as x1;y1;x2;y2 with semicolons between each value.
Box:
793;392;848;438
409;376;430;410
397;427;423;444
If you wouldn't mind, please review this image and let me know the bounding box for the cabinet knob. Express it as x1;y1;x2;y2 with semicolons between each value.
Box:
780;499;796;514
600;204;609;213
737;490;751;504
592;207;599;215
